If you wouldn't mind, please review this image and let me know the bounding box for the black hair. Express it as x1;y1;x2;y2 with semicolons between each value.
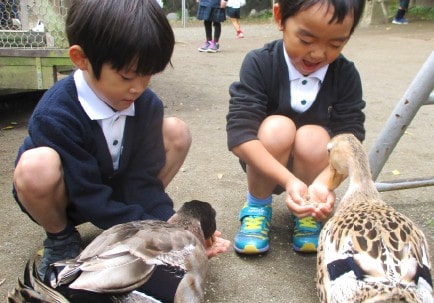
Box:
277;0;366;35
66;0;175;79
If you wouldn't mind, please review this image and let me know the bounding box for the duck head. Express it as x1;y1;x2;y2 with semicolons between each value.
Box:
168;200;217;247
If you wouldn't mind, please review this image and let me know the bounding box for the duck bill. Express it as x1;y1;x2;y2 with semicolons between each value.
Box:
328;167;345;190
205;234;216;248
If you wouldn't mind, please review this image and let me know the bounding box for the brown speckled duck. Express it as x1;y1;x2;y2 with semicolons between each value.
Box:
317;134;433;303
8;200;216;303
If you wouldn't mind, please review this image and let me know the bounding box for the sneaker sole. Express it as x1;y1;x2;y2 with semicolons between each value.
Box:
392;21;408;24
292;243;317;253
234;243;269;254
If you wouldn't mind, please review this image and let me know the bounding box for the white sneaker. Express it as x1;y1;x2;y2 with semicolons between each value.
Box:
392;18;409;24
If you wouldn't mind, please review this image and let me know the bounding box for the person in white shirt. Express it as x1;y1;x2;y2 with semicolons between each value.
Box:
226;0;244;38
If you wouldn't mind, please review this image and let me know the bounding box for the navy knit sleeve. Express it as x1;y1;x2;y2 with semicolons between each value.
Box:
329;57;366;142
227;46;273;150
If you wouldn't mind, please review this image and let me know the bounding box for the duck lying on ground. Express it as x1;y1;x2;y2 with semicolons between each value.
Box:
317;134;433;303
8;200;217;303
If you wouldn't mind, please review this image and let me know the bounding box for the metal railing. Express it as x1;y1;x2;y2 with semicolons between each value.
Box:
369;51;434;192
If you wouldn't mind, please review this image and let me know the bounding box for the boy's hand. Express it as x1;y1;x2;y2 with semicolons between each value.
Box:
307;182;335;221
285;178;316;218
206;230;231;258
220;0;227;8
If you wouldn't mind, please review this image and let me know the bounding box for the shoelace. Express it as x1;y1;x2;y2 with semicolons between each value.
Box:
242;216;267;231
297;216;318;230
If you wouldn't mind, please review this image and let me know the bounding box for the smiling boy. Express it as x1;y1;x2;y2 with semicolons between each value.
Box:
227;0;366;254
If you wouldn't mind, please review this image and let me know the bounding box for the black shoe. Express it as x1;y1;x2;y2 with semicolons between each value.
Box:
38;230;81;281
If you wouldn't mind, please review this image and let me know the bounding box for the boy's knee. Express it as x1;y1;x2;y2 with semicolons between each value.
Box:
259;115;296;149
261;115;295;129
14;147;63;190
294;125;330;160
163;117;192;150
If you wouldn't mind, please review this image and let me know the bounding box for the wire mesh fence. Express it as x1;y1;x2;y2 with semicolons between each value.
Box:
0;0;68;48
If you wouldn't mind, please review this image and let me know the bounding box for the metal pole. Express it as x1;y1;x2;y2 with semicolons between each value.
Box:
368;51;434;181
182;0;186;28
375;177;434;192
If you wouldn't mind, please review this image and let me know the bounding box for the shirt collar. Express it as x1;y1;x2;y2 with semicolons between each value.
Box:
74;70;135;120
283;44;329;83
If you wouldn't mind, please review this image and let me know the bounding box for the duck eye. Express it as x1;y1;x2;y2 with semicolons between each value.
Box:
326;142;333;152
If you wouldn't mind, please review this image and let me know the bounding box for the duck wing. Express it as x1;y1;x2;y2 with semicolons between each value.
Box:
317;199;433;303
55;220;204;294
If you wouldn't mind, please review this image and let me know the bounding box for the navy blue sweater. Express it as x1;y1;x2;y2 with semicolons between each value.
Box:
227;39;366;150
15;73;175;229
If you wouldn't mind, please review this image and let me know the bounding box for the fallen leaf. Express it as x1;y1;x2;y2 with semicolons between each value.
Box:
392;169;401;175
1;125;14;130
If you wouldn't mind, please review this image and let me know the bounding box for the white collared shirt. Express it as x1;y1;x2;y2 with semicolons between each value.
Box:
283;46;328;113
74;70;135;170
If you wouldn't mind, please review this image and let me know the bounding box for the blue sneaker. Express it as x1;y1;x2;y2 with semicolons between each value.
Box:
292;216;321;253
234;203;272;254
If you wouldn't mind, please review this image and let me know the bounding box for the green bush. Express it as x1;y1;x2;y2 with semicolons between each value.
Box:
408;6;434;20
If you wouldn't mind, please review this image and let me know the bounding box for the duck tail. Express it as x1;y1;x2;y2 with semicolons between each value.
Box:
7;256;70;303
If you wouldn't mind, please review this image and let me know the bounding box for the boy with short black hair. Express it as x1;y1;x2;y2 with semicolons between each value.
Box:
227;0;366;255
13;0;229;286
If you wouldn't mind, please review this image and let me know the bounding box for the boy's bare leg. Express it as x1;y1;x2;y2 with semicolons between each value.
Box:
13;147;80;279
292;125;330;185
246;115;296;198
159;117;192;188
13;147;68;233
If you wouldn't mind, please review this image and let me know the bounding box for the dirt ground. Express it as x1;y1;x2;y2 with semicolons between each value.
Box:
1;20;434;302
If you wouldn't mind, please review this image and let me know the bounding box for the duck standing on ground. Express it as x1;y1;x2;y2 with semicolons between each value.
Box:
316;134;433;303
8;200;221;303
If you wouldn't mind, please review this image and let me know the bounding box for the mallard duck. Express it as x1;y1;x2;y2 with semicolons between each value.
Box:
316;134;433;303
8;200;216;303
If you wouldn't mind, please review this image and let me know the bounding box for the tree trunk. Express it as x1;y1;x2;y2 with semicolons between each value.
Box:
361;0;389;25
